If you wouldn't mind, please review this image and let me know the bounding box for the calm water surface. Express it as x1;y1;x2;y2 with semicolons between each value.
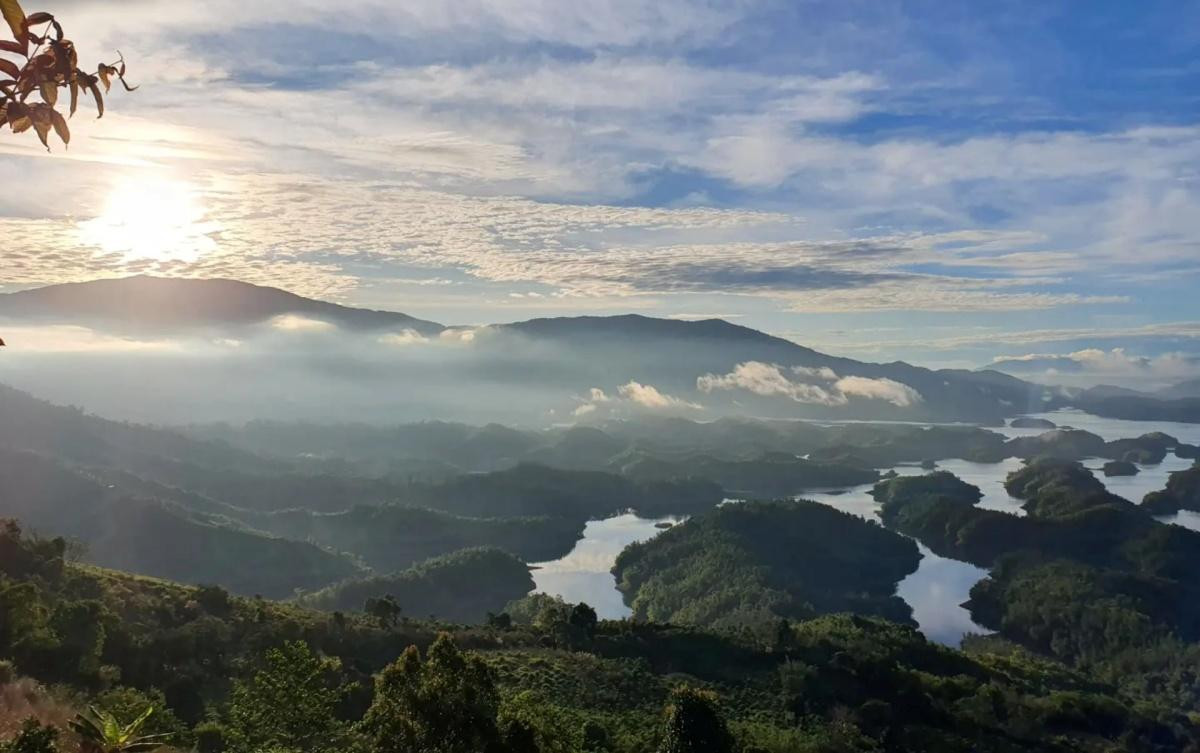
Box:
530;411;1200;642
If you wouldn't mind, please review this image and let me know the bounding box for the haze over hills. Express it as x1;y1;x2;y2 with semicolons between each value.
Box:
0;276;1050;425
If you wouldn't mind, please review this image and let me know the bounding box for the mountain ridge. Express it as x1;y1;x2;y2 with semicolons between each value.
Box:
0;276;1045;423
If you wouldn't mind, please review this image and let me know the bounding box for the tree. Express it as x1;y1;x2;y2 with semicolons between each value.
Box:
657;687;734;753
69;706;169;753
358;632;504;753
568;603;598;640
364;595;402;629
0;718;57;753
226;641;351;753
0;0;135;150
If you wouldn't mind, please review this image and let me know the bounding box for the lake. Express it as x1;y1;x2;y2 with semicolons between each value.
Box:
531;409;1199;644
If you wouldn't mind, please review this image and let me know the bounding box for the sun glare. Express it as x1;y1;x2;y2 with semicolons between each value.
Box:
78;177;220;263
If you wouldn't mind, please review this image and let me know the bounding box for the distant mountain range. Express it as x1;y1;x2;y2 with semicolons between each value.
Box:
0;276;445;335
0;276;1051;423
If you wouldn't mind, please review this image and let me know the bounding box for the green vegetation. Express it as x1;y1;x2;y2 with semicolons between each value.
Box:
298;547;536;621
0;449;362;598
612;500;919;629
399;464;724;521
251;504;585;572
615;454;877;497
0;514;1198;752
1143;463;1200;514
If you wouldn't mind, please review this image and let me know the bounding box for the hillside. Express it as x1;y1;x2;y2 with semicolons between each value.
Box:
1;519;1194;752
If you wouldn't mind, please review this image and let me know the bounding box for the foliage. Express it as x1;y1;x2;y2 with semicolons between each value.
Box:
226;641;352;753
299;547;535;623
69;705;168;753
0;0;134;150
613;500;919;629
358;633;503;753
0;718;57;753
657;687;733;753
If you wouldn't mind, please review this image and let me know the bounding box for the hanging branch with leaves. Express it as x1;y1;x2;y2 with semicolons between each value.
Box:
0;0;136;150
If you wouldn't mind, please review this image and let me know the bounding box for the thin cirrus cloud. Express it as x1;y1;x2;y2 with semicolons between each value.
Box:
0;0;1195;371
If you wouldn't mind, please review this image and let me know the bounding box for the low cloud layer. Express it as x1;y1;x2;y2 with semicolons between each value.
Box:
697;361;922;407
990;348;1200;389
574;382;702;418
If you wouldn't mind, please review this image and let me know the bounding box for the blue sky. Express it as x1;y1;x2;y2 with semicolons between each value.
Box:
0;0;1197;383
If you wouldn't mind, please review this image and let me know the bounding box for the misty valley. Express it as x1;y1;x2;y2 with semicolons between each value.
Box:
2;278;1200;751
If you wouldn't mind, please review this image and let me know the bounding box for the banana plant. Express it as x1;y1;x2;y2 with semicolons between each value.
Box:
68;706;169;753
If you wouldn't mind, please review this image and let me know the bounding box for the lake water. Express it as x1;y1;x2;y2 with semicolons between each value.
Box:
531;410;1199;643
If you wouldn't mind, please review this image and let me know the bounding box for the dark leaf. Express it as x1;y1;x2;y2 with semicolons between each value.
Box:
0;37;21;54
68;77;76;115
0;0;25;54
98;63;114;92
28;101;50;148
38;79;54;105
0;57;17;79
6;98;28;131
86;78;102;118
49;105;66;145
23;10;49;24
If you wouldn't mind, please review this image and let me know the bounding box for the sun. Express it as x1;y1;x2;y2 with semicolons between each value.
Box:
78;177;220;263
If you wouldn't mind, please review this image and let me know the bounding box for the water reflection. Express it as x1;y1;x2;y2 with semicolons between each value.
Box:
529;411;1198;645
898;543;989;645
530;512;681;619
804;473;992;646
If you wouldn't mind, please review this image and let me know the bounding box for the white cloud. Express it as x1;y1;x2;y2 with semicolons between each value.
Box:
270;315;337;333
834;375;922;407
616;380;703;411
698;361;923;407
378;329;429;346
572;381;701;418
0;324;181;354
991;348;1200;381
698;361;844;405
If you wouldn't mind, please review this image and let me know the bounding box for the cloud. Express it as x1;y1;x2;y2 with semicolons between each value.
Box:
378;329;429;346
616;380;703;411
990;348;1200;382
270;315;337;333
572;381;701;417
697;361;844;405
0;324;182;354
698;361;923;407
0;0;1194;350
833;375;922;407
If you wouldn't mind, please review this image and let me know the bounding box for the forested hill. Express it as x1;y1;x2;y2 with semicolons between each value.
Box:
0;519;1195;752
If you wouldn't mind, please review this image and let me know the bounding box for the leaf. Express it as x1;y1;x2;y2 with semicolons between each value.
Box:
23;10;49;24
86;78;102;118
49;106;66;145
98;63;114;92
38;79;54;106
6;99;28;132
68;77;76;115
0;57;17;79
28;101;50;149
0;38;21;54
0;0;24;54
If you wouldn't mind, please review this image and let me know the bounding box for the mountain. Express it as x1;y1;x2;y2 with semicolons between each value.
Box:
1160;378;1200;399
0;275;445;334
0;276;1046;423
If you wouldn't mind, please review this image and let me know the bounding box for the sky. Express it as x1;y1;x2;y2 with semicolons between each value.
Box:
0;0;1198;379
